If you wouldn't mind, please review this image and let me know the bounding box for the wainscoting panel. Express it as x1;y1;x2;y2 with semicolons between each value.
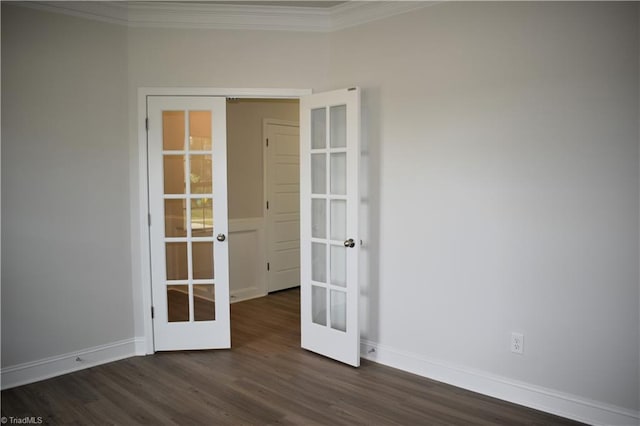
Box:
229;217;267;303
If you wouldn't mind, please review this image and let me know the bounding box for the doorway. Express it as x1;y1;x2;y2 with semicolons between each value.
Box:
225;99;301;300
138;87;361;367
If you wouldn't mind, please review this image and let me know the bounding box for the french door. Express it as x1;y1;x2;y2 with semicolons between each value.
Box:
300;88;361;367
147;96;230;351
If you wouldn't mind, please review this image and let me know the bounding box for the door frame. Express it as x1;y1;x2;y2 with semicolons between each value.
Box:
136;88;311;355
263;118;300;293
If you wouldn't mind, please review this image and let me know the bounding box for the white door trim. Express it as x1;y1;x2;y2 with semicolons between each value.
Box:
136;88;312;355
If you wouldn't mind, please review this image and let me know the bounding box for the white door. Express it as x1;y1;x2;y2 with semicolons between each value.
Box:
148;96;230;351
300;88;361;367
265;120;301;293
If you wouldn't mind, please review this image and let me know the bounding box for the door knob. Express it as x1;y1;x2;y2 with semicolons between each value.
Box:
217;233;226;242
344;238;355;248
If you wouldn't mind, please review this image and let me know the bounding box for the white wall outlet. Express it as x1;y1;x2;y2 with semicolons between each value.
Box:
511;332;524;354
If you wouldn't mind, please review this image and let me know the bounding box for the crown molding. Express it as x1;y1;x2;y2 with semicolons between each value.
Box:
15;1;130;26
126;1;329;31
15;1;435;32
329;1;439;31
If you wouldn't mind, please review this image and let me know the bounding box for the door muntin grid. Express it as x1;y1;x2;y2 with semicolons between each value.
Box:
162;110;216;323
309;104;348;333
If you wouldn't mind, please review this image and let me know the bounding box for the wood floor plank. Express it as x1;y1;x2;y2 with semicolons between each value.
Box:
2;288;584;425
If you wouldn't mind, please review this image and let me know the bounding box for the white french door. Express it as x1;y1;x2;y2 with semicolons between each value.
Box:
148;96;230;351
300;88;361;367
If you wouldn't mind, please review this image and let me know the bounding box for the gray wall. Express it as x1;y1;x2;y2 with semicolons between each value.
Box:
1;5;132;366
330;1;639;411
227;99;299;219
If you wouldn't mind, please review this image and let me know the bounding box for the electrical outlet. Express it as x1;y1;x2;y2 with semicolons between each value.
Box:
511;332;524;354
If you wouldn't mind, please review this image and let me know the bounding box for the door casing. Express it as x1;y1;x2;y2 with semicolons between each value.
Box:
136;88;311;354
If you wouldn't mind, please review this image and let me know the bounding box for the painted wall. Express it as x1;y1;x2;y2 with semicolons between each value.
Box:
1;5;132;366
227;99;299;219
330;1;639;412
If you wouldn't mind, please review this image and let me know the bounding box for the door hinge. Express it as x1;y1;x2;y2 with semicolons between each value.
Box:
151;306;155;319
266;138;269;147
145;117;149;130
148;214;151;226
266;201;269;210
267;262;270;271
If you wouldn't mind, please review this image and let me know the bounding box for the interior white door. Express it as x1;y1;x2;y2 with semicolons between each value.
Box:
148;96;230;351
300;88;360;367
265;121;301;293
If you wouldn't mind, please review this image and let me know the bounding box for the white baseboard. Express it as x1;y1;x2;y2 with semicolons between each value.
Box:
1;338;143;390
231;287;266;303
361;339;639;426
134;337;147;356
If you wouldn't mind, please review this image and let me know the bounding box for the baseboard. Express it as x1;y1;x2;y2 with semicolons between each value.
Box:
1;338;143;390
230;287;266;303
134;337;147;355
360;339;639;426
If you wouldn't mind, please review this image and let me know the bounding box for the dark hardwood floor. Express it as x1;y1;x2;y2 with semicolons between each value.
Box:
2;288;584;425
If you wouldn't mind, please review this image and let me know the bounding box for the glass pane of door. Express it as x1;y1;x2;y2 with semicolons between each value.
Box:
165;199;186;238
311;108;326;149
191;198;213;237
311;199;326;239
163;111;185;150
330;290;346;332
163;156;185;194
330;200;346;241
166;242;188;280
311;242;326;283
167;285;189;322
330;105;346;148
192;242;214;279
330;153;346;195
330;245;346;287
311;154;326;194
193;284;215;321
189;111;212;150
312;285;327;326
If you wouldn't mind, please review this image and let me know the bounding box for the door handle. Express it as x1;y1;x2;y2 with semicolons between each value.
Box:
344;238;355;248
217;233;226;242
